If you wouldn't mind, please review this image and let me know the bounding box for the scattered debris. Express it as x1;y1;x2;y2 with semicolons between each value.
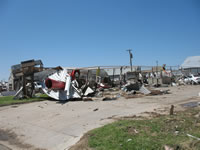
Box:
161;90;170;94
102;96;117;101
14;86;23;99
149;89;170;96
124;94;144;99
139;85;151;95
172;82;177;87
127;126;139;135
127;139;132;142
95;91;103;98
11;105;19;108
187;134;200;141
93;108;99;112
116;93;121;98
84;87;94;96
164;145;174;150
182;102;200;108
82;97;93;102
126;90;136;95
9;60;199;102
174;131;179;135
38;105;44;109
122;82;140;92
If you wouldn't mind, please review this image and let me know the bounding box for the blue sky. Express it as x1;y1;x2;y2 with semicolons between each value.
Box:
0;0;200;80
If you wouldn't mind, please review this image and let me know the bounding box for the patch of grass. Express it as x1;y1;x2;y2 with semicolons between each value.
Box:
0;94;49;106
87;108;200;150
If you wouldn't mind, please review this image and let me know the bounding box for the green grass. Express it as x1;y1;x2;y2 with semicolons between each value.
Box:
0;94;49;106
87;108;200;150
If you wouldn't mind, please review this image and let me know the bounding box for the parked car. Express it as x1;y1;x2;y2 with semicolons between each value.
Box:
184;74;200;85
34;82;43;93
26;82;43;93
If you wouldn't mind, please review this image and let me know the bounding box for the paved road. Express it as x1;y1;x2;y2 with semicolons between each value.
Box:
0;85;200;150
0;144;11;150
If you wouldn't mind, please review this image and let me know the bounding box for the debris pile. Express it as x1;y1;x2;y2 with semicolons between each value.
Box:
40;67;172;101
8;60;200;101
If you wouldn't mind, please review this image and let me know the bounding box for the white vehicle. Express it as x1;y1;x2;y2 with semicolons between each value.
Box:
184;74;200;85
34;82;43;92
26;82;43;93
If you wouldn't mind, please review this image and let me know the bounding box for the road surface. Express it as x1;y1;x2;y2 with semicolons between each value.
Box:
0;85;200;150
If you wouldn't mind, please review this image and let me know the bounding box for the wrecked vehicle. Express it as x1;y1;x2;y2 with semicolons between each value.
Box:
184;74;200;85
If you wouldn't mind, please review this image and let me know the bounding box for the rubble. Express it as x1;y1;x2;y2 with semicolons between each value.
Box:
82;97;93;102
95;91;103;98
181;102;200;108
10;65;172;101
164;145;174;150
7;60;199;102
84;87;94;96
139;85;151;95
102;96;117;101
122;82;140;92
14;87;23;99
148;89;170;96
123;94;144;99
11;59;44;99
93;108;99;111
187;134;200;141
126;90;136;95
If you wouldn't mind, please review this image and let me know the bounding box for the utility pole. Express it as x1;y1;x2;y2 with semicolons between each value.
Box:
126;49;133;72
156;60;158;86
156;61;158;74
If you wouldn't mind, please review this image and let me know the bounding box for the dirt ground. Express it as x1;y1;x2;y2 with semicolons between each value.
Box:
0;85;200;150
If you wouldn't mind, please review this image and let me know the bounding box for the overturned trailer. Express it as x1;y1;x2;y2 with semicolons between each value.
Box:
42;68;82;100
41;67;111;100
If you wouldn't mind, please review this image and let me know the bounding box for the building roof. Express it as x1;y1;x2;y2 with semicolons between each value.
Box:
181;56;200;69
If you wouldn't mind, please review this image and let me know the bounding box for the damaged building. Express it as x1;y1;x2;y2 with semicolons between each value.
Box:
9;59;44;98
10;59;44;91
180;56;200;75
